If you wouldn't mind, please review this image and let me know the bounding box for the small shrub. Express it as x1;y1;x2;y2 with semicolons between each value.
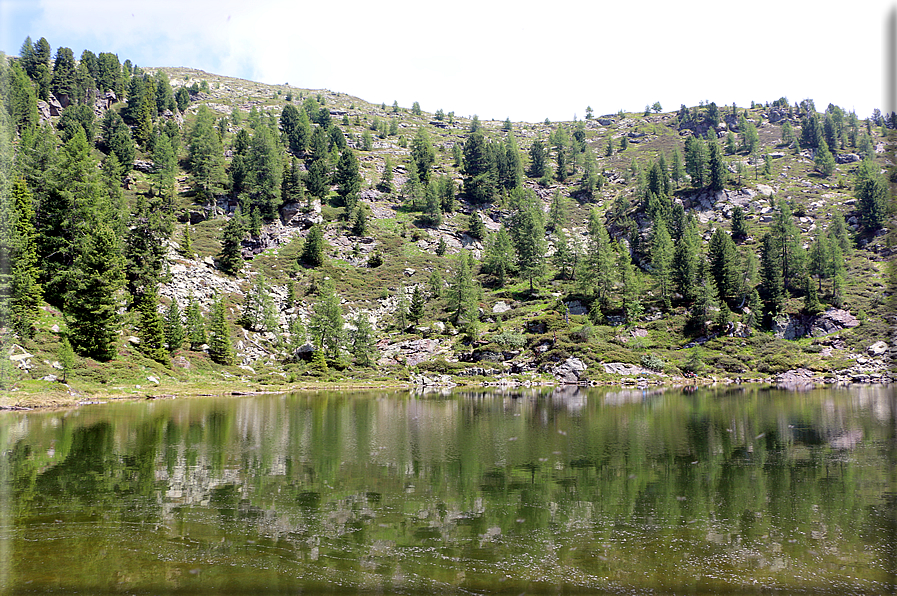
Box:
492;329;526;350
640;353;665;371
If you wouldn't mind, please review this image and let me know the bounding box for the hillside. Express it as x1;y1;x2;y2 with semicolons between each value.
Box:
1;51;895;403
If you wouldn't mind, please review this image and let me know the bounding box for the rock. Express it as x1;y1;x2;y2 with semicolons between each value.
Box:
552;357;587;383
566;301;587;316
280;201;322;228
403;268;416;277
836;153;861;164
867;341;890;356
492;301;511;314
146;376;160;384
603;362;656;376
432;321;446;333
630;327;648;338
809;308;860;337
133;159;155;173
41;374;58;382
128;336;141;345
756;184;775;196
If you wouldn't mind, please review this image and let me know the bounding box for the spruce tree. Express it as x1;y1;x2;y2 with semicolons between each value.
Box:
188;105;227;202
408;285;426;324
137;291;169;364
509;199;547;294
650;219;673;311
308;280;344;359
208;293;235;365
731;206;748;240
218;210;246;275
349;312;377;367
448;252;479;338
8;179;42;337
185;298;207;349
240;274;277;332
301;224;326;267
579;208;615;309
165;299;185;352
65;222;125;360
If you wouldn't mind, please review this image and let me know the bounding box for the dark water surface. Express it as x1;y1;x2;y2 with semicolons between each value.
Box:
0;385;895;595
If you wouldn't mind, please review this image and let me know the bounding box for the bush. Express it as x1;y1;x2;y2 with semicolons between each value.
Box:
640;353;665;371
492;329;526;350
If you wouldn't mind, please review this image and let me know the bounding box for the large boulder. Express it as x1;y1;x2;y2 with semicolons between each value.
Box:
552;357;587;383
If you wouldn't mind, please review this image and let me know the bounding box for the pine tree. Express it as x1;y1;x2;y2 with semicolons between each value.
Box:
408;285;426;324
188;105;227;202
708;141;727;191
448;252;479;338
673;217;701;303
509;197;547;294
164;299;185;352
218;211;246;275
855;158;888;231
650;219;673;311
547;189;568;232
349;312;377;367
335;148;361;212
246;125;284;219
708;228;740;307
731;206;748;240
185;298;207;349
65;222;125;360
301;224;326;267
208;293;235;365
482;228;516;286
8;179;42;337
240;274;277;332
462;130;495;203
814;139;836;177
759;232;785;316
181;223;193;256
579;208;616;309
137;291;169;365
552;228;575;281
308;280;344;359
528;139;547;178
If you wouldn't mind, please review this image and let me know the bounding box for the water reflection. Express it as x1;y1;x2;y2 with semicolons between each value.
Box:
0;385;894;595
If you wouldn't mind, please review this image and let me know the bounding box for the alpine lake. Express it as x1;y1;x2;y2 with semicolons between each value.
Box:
1;385;895;595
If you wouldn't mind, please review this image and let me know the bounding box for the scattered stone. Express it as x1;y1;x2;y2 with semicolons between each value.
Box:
493;301;511;314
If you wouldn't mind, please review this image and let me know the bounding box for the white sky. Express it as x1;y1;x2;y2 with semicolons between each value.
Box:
1;0;894;122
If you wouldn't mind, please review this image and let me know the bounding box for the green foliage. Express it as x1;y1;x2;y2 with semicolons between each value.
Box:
301;224;326;267
240;274;278;333
65;222;125;361
349;312;377;367
137;291;169;365
185;298;207;350
208;293;235;365
218;210;246;276
309;280;344;358
188;105;227;201
165;299;184;352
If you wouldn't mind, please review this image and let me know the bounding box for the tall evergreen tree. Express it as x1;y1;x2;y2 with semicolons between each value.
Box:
508;195;547;293
137;290;169;364
707;228;740;307
7;179;42;337
308;280;344;359
707;140;727;191
301;224;326;267
528;139;547;178
650;218;673;311
187;105;227;202
208;293;235;365
218;210;246;276
335;148;361;213
462;130;495;203
164;299;185;352
855;158;888;231
482;228;516;286
448;252;479;339
65;222;125;360
349;312;377;367
185;298;207;349
246;125;284;219
579;208;616;309
672;216;701;303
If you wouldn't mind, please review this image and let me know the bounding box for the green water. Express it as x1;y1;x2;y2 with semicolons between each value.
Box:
0;385;894;595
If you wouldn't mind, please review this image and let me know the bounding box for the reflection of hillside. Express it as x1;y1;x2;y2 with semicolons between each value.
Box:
0;386;894;593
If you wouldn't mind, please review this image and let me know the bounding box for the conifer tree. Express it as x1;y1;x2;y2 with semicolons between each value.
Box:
579;208;615;309
462;130;495;203
247;125;284;219
152;131;178;204
528;139;547;178
308;280;344;359
301;224;326;267
759;231;785;316
408;285;426;324
731;206;748;240
509;197;547;294
240;274;277;332
482;228;516;286
208;293;235;365
185;298;207;349
448;252;479;338
165;299;184;352
335;147;361;213
708;141;727;191
673;216;701;303
8;179;42;337
378;155;394;193
349;312;377;367
218;210;246;275
708;228;740;307
137;290;169;364
855;158;888;231
188;105;227;202
547;189;568;232
552;228;575;281
814;139;835;177
650;218;673;311
65;222;125;360
181;223;193;256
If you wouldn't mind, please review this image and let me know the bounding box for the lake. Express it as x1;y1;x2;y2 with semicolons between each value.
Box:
1;385;894;595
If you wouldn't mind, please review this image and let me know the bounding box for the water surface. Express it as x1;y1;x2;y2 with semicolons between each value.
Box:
1;385;895;595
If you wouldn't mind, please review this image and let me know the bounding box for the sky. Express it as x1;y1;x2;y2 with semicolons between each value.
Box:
1;0;894;123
